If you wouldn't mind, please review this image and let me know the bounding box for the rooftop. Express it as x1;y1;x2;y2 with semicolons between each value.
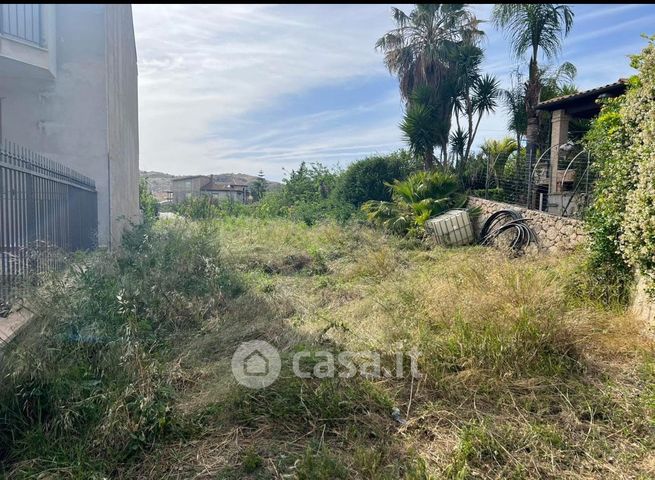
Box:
201;181;248;192
171;175;210;182
536;79;628;118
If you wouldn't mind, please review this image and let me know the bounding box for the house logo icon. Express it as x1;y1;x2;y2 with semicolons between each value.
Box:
231;340;281;389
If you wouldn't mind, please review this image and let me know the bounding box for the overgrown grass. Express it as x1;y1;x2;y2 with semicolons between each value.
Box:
0;216;653;478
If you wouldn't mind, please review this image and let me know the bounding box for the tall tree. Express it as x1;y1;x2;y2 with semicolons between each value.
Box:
466;74;501;162
251;170;268;202
400;86;443;170
492;4;574;165
502;70;528;155
377;4;484;168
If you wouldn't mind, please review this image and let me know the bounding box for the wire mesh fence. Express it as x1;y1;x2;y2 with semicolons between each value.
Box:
463;142;596;219
0;140;98;309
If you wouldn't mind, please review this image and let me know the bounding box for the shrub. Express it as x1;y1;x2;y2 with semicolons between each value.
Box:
0;220;239;472
582;38;655;302
362;170;466;236
175;195;250;220
139;178;159;224
618;39;655;295
470;187;505;202
334;150;421;206
252;162;358;225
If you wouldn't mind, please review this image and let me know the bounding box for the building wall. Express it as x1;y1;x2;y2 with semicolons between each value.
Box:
205;190;245;203
0;4;139;247
105;5;140;245
468;196;587;254
171;177;210;203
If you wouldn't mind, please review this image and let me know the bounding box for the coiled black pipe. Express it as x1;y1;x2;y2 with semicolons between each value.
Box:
479;209;538;251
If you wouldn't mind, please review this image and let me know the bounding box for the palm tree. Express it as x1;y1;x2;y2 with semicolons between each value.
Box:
399;86;443;170
377;4;484;166
466;74;501;161
492;4;574;164
449;127;468;168
480;137;518;188
502;71;528;154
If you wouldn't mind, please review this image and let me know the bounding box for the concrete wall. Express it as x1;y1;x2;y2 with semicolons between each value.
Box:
105;5;140;245
0;5;139;247
468;196;587;253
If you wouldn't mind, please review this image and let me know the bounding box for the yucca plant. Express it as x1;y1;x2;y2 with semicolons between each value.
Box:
362;170;466;236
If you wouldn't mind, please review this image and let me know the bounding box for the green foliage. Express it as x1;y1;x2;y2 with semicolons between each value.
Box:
174;195;250;220
581;39;655;302
334;150;421;207
400;86;443;170
250;170;268;202
580;94;634;304
139;178;159;224
471;187;505;202
256;162;358;226
493;4;575;157
362;170;466;236
0;220;239;473
175;195;221;219
492;4;574;62
295;446;348;480
619;39;655;295
377;4;485;166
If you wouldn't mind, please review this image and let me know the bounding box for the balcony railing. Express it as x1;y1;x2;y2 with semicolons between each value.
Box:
0;4;43;47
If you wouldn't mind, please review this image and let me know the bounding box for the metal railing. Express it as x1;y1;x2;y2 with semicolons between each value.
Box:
1;140;97;305
467;143;595;219
0;4;43;47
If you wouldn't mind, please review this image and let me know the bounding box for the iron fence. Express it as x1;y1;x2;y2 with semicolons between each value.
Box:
0;140;97;305
0;4;43;47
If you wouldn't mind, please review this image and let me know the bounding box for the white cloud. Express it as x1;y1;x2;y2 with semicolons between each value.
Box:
134;4;401;179
133;4;655;180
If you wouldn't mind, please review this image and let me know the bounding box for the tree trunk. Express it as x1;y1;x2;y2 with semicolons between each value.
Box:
525;55;541;207
462;94;474;173
424;148;435;171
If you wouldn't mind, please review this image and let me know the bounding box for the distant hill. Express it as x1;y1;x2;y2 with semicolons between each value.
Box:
140;171;281;194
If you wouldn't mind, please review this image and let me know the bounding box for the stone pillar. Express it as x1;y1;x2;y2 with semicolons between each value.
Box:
549;109;569;194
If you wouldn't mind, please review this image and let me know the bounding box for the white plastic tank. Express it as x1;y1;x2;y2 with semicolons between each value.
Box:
425;209;474;247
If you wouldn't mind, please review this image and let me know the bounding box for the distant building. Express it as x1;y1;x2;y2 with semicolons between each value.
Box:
201;179;249;203
171;175;211;203
171;175;250;204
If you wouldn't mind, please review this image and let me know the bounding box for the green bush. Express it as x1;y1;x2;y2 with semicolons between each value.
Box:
139;178;159;224
174;195;251;220
581;38;655;302
334;150;421;207
251;162;358;226
0;220;240;473
362;170;466;237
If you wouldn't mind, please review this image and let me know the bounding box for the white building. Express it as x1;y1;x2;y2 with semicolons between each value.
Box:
0;4;139;247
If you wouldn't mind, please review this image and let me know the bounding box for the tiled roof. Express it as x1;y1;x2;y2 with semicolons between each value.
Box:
536;79;627;111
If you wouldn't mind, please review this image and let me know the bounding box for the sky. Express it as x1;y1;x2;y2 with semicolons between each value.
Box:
133;4;655;181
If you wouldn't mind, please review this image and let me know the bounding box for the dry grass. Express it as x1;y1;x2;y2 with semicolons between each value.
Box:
124;217;654;479
2;217;654;479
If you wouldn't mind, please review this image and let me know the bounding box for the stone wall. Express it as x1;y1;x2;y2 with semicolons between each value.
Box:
631;274;655;336
467;196;587;254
